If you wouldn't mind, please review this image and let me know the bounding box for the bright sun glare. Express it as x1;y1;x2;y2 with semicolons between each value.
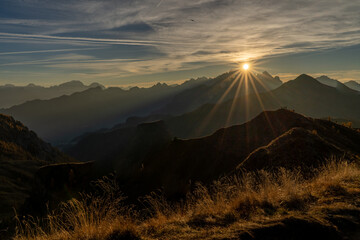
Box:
243;64;249;70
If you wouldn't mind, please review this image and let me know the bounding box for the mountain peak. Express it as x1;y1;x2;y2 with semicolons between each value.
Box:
27;83;38;87
59;80;85;88
89;82;105;89
292;74;321;85
151;82;169;89
344;80;360;92
295;73;314;80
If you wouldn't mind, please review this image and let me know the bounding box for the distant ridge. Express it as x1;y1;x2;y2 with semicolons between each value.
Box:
0;80;104;108
344;80;360;91
316;75;358;94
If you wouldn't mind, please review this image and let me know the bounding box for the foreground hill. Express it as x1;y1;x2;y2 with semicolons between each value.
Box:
58;110;360;202
0;81;103;109
16;110;360;240
131;109;360;197
17;161;360;240
0;114;71;222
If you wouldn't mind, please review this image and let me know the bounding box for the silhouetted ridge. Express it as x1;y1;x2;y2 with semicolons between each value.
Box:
58;80;85;88
293;74;322;85
344;80;360;91
316;75;358;94
238;127;350;171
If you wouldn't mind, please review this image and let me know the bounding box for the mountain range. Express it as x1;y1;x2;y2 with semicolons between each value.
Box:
3;72;359;145
0;81;104;109
88;73;360;147
0;71;281;143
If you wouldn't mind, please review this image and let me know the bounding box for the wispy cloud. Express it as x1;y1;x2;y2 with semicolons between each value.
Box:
0;0;360;85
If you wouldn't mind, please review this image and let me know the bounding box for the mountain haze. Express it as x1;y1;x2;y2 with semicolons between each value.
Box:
63;73;360;151
158;71;282;115
316;75;358;94
161;74;360;140
0;81;104;109
0;72;283;144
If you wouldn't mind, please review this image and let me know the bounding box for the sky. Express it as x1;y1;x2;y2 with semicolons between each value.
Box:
0;0;360;87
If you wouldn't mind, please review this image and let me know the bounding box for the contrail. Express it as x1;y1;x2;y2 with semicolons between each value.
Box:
157;0;164;7
0;32;172;46
0;47;99;56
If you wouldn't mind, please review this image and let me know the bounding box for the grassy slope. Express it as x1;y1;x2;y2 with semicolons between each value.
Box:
15;159;360;240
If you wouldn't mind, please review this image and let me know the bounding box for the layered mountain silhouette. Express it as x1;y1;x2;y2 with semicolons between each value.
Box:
0;78;211;143
61;73;360;154
0;81;104;109
38;110;360;205
0;71;281;144
4;72;360;147
0;114;71;220
165;74;360;138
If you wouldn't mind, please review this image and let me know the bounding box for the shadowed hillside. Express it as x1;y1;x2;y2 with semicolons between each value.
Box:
58;109;360;201
0;114;71;222
131;109;360;197
7;109;360;240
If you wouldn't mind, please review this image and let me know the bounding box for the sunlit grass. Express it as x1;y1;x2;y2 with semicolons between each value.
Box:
14;158;360;240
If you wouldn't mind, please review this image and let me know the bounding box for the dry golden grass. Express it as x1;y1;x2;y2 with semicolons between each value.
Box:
14;159;360;240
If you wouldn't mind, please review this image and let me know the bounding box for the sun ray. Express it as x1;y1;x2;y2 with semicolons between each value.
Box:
225;72;245;127
248;71;281;106
195;71;241;136
248;73;277;136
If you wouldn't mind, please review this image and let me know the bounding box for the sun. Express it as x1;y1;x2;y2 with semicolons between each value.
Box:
243;63;249;70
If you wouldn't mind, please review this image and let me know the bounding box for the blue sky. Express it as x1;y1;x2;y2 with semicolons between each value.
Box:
0;0;359;87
